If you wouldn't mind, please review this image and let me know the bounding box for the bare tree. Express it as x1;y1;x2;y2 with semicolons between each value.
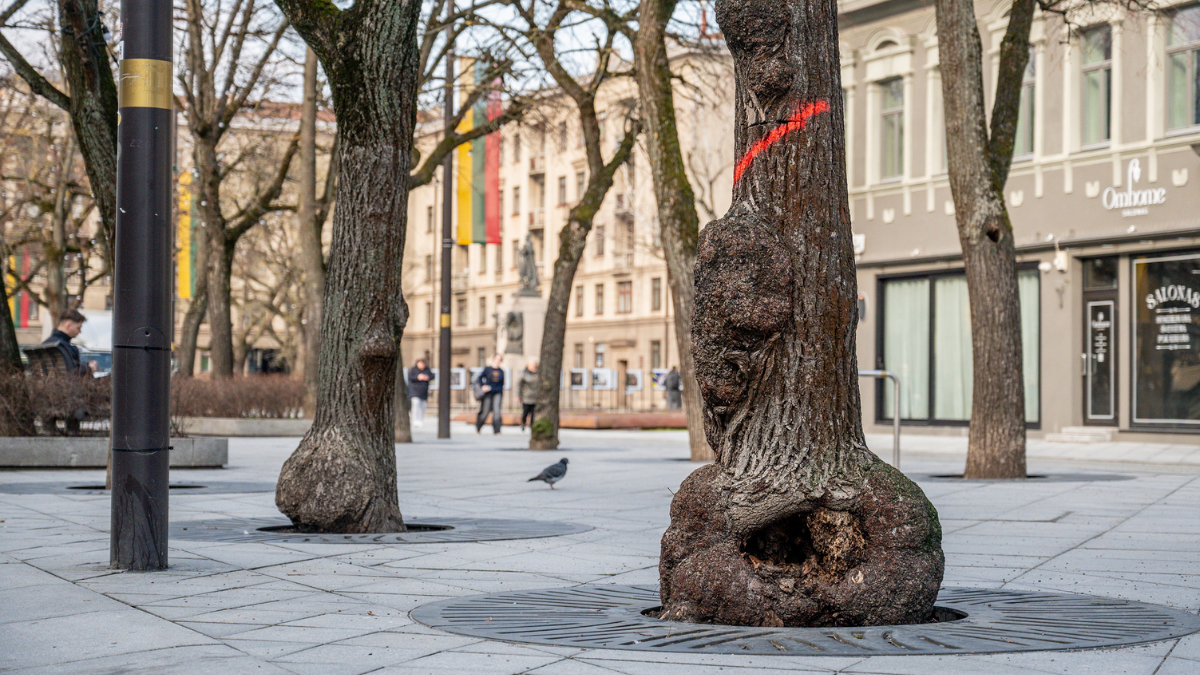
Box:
272;0;422;533
488;0;640;450
0;0;118;278
658;0;943;627
934;0;1038;478
177;0;300;378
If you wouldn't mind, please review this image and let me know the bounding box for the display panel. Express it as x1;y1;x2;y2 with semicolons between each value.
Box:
1133;253;1200;425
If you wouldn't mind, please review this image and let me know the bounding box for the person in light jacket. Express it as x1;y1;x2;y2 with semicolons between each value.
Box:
517;359;538;432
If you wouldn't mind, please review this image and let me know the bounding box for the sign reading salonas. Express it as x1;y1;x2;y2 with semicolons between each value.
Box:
1103;158;1167;217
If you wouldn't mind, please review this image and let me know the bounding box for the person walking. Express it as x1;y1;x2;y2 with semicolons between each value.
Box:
407;358;433;428
517;359;538;432
664;365;682;410
475;353;506;434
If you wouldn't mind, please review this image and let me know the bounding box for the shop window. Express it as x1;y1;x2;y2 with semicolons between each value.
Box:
879;78;904;180
880;269;1040;424
1168;6;1200;131
1014;48;1036;158
1082;25;1112;147
1133;252;1200;425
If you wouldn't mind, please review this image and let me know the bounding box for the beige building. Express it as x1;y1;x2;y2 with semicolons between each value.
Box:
401;50;734;412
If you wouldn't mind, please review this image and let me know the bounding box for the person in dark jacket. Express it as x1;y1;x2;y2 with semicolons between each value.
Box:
407;359;433;428
476;353;505;434
517;359;538;431
664;366;682;410
42;309;92;375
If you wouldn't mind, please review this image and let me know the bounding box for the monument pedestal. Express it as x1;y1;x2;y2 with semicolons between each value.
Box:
497;293;548;376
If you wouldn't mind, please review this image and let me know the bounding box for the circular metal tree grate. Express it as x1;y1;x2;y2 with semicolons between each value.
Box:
922;473;1134;483
0;481;277;495
169;516;591;544
411;585;1200;656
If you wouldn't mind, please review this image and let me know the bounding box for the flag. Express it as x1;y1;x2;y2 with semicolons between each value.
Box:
455;59;503;246
177;172;195;299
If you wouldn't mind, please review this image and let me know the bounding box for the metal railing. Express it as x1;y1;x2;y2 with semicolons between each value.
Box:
859;369;901;469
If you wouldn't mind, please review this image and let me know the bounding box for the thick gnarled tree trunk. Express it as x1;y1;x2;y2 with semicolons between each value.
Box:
659;0;943;627
274;0;421;533
935;0;1033;479
633;0;712;462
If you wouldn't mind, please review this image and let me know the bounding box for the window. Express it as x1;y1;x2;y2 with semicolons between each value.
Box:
498;137;505;165
595;284;605;315
1014;48;1036;157
514;133;521;164
651;277;663;311
595;225;606;257
512;186;521;215
425;254;434;282
617;281;632;313
495;294;502;317
575;285;584;317
558;176;568;205
426;301;433;328
574;343;584;368
1168;6;1200;130
576;171;585;200
427;205;434;233
512;239;520;268
558;120;568;150
495;245;502;276
1133;252;1200;425
479;296;487;325
879;78;904;179
478;347;487;367
595;342;606;367
650;340;662;369
1082;25;1112;146
456;298;467;326
880;269;1040;424
479;245;487;275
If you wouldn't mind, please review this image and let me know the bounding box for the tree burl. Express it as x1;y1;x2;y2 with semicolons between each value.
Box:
658;0;944;627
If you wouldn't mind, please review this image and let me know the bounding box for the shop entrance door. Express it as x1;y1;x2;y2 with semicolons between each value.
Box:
1083;296;1117;424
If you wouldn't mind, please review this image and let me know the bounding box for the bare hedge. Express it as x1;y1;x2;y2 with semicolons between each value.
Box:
171;375;304;419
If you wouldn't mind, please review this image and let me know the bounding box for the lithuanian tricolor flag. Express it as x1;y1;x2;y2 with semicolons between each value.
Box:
456;60;501;246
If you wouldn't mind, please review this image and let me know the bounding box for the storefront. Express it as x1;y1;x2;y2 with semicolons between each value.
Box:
1131;252;1200;428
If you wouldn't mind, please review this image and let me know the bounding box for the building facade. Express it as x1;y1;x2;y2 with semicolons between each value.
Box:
842;0;1200;442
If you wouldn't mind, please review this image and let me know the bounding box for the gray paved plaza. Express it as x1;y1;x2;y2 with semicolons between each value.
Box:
2;425;1199;674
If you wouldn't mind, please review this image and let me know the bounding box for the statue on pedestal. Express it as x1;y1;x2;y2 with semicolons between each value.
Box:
517;234;540;297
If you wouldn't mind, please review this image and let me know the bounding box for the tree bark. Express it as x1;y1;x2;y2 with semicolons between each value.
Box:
935;0;1032;479
298;47;325;416
394;348;412;443
0;254;35;436
176;226;210;377
633;0;712;462
658;0;943;627
273;0;421;533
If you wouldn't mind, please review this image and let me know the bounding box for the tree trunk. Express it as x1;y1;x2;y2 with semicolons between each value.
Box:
633;0;712;462
394;348;412;443
935;0;1030;480
274;0;421;533
57;0;118;273
0;256;35;436
207;235;236;377
176;226;210;377
298;47;325;416
658;0;943;627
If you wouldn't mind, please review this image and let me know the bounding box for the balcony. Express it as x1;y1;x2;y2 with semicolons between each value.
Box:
528;209;545;229
529;155;546;175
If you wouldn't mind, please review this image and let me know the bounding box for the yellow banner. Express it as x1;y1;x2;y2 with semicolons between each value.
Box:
456;107;474;246
177;173;193;299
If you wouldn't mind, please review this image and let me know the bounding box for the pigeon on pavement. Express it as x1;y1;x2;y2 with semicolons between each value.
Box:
528;458;569;489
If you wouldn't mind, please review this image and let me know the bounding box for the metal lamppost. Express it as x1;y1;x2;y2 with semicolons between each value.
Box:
437;1;455;439
110;0;173;570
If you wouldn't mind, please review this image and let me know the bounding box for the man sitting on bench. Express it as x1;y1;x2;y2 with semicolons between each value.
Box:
42;309;95;375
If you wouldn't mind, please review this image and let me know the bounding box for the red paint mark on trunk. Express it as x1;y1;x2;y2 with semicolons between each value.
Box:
734;100;830;184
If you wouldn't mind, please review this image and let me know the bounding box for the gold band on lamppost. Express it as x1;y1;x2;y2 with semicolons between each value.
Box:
118;59;173;110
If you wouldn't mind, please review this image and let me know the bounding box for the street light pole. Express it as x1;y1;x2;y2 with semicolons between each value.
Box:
110;0;173;570
437;1;455;439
